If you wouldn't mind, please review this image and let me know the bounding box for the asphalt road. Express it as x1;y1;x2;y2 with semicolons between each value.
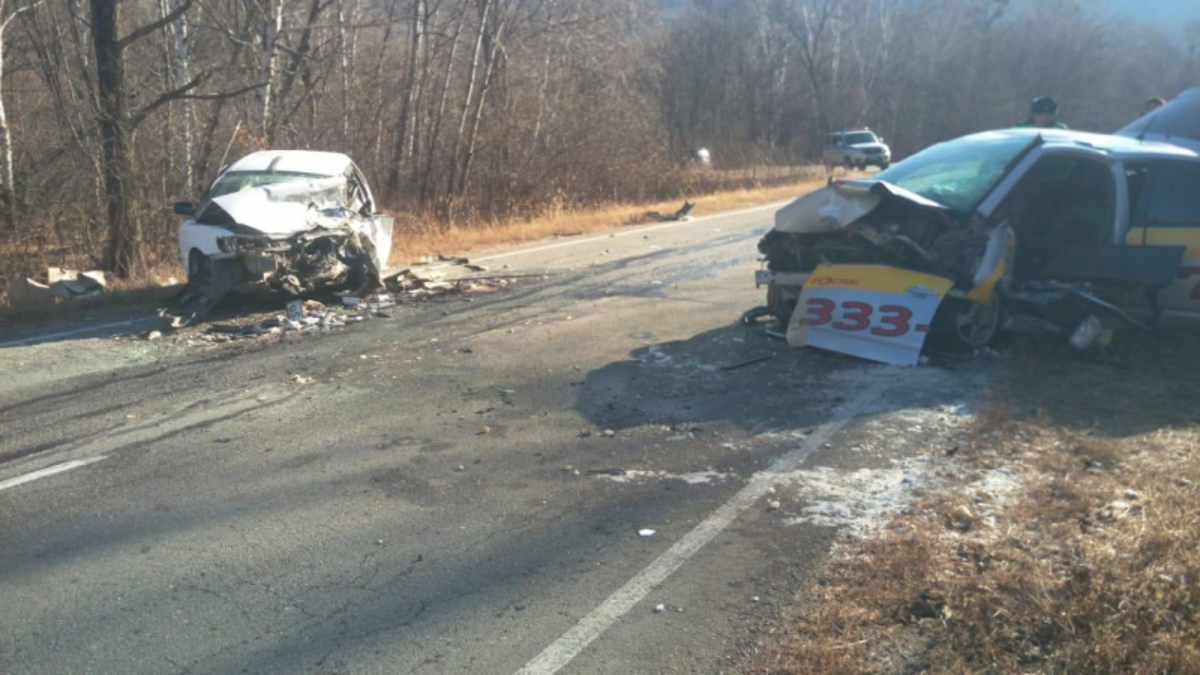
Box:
0;202;985;674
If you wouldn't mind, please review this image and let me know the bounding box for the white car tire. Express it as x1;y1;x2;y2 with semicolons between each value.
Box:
187;249;208;282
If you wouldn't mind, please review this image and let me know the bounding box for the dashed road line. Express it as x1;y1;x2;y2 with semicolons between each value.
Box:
514;378;888;675
0;456;108;492
0;318;156;349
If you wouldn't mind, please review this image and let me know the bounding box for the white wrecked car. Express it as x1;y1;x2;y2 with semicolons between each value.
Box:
756;89;1200;365
168;151;392;324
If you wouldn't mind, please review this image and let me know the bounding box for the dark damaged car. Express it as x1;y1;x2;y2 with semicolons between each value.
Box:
168;151;393;325
756;90;1200;365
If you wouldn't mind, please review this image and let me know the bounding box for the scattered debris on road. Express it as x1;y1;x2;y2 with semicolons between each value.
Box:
6;267;107;307
162;292;396;346
646;201;695;222
383;256;502;296
638;528;656;538
721;354;774;371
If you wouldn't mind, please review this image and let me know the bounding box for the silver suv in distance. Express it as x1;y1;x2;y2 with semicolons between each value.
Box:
823;129;892;170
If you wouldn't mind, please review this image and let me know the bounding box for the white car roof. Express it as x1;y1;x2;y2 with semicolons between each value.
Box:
225;150;354;176
960;128;1199;161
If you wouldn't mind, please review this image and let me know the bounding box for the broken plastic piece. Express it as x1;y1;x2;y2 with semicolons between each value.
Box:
1069;315;1104;350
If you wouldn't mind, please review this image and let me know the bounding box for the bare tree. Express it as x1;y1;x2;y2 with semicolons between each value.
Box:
256;0;284;139
0;0;41;229
385;0;426;201
0;0;1193;287
784;0;839;134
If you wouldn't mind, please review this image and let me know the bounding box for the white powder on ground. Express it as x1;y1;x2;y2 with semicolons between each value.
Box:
779;462;929;532
779;460;1025;533
594;468;734;485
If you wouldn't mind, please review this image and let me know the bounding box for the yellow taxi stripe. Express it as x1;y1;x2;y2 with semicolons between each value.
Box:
804;264;953;295
1127;228;1200;259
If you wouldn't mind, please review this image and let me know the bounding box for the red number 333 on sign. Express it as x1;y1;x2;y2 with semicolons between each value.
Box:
804;298;916;337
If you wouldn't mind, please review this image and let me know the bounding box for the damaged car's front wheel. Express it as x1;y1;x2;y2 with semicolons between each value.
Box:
933;294;1002;350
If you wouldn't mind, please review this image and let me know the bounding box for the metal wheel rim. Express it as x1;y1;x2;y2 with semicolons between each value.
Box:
955;296;1001;347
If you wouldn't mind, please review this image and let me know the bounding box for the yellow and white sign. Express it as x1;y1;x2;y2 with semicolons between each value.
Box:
788;264;955;366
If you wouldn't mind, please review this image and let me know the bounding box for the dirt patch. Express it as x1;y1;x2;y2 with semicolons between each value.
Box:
750;333;1200;674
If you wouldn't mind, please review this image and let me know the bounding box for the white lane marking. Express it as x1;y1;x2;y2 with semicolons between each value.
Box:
0;456;108;492
475;200;789;264
0;388;282;483
0;318;154;349
515;379;888;675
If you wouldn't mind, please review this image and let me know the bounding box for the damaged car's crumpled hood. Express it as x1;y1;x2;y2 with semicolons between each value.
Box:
773;180;948;234
206;176;392;272
209;177;350;237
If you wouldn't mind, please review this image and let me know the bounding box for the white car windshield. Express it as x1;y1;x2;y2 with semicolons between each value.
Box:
205;171;325;201
874;135;1032;212
844;132;877;145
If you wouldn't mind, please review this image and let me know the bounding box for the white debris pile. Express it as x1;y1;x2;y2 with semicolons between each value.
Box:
184;293;395;346
384;255;516;296
6;267;107;307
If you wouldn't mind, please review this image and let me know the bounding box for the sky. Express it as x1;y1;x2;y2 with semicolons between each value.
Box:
1091;0;1200;27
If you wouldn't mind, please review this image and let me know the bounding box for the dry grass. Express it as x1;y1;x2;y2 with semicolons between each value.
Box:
388;177;826;262
753;337;1200;675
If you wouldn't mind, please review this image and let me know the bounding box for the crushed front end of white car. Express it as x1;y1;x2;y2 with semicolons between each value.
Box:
165;152;392;326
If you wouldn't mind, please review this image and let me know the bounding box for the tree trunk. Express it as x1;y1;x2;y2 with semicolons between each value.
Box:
445;0;489;201
457;1;505;197
419;7;464;207
337;0;351;145
0;5;14;229
257;0;283;141
170;0;193;193
0;0;38;230
92;0;141;278
385;0;425;202
268;0;324;145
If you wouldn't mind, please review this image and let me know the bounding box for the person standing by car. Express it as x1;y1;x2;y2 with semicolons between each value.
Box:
1016;96;1068;129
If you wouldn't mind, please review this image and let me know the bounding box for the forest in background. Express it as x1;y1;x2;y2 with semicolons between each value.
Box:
0;0;1196;282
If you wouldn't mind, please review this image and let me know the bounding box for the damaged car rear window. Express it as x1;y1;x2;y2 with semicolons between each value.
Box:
875;135;1032;213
